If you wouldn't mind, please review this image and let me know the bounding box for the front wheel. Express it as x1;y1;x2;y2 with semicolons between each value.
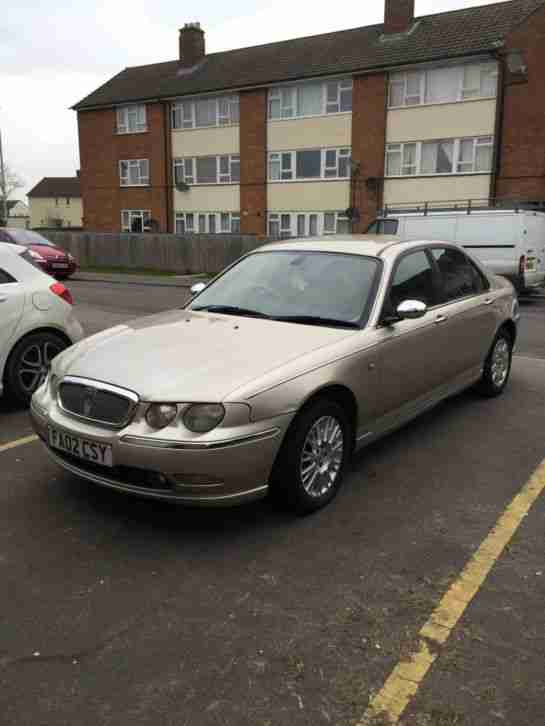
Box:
270;399;352;515
4;332;68;406
475;330;513;397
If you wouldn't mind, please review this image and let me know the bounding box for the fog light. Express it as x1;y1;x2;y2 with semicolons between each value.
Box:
169;473;223;488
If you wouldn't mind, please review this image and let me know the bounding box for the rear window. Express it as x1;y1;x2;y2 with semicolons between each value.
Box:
5;229;54;246
366;219;399;235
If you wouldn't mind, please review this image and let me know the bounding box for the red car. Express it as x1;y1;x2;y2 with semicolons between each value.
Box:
0;228;77;280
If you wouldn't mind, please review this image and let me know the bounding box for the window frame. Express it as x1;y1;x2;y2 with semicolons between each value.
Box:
119;159;150;187
116;104;147;134
384;137;494;178
268;147;351;182
121;209;152;233
171;94;240;130
388;62;498;109
173;155;240;186
268;78;353;121
174;211;240;234
267;211;351;237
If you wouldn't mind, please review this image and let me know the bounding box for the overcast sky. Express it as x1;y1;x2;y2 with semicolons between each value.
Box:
2;0;503;201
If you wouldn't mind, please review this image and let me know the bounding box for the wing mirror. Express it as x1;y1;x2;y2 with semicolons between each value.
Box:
190;282;207;296
396;300;428;320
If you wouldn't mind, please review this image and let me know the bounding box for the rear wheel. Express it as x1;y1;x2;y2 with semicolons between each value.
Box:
476;329;513;397
270;398;352;515
4;332;68;406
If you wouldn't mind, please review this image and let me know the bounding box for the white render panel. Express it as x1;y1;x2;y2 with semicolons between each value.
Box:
267;114;352;151
268;181;350;211
171;126;239;157
173;185;240;212
383;175;492;207
386;99;496;143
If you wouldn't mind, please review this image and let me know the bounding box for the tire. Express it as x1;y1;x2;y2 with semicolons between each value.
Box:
4;332;68;406
269;398;352;515
475;329;513;398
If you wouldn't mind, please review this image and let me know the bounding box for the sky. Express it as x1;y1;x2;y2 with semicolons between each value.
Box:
1;0;505;201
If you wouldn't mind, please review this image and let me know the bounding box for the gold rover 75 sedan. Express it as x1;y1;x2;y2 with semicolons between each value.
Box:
31;237;519;514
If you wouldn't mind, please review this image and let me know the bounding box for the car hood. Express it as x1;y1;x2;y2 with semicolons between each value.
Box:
29;244;67;260
56;309;356;402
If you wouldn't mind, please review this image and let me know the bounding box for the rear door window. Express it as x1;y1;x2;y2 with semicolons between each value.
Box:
366;219;399;235
431;247;488;302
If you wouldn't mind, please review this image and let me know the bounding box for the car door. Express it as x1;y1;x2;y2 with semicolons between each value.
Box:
0;265;26;355
429;246;498;381
374;248;450;423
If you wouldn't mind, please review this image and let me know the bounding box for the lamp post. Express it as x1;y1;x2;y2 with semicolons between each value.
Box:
0;129;7;226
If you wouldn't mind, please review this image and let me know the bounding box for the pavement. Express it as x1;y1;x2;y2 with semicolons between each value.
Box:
0;280;544;726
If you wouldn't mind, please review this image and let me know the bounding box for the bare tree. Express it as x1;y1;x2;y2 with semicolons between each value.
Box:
0;132;24;225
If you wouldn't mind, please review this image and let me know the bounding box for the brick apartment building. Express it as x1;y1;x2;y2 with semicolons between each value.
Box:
73;0;545;236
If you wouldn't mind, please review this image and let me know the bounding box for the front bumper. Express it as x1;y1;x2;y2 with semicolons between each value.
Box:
30;395;292;506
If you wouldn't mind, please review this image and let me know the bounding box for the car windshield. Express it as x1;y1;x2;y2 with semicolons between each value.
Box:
189;250;380;327
7;229;54;246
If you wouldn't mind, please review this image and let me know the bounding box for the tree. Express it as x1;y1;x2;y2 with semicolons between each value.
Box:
0;129;25;225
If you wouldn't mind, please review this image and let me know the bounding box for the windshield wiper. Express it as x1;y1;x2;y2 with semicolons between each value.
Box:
273;315;360;329
192;305;272;319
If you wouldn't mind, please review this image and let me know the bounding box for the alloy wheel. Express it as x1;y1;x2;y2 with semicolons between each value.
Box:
300;415;344;498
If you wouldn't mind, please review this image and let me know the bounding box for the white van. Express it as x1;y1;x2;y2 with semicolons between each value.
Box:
367;207;545;293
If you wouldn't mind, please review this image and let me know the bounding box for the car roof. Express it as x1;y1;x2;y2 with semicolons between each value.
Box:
256;235;461;259
0;242;27;256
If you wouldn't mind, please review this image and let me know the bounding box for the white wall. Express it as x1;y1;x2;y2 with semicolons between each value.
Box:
383;175;492;207
173;185;240;213
268;114;351;151
386;99;496;143
268;181;350;211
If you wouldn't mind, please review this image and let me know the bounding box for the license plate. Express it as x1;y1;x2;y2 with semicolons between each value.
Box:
52;263;68;269
48;426;113;467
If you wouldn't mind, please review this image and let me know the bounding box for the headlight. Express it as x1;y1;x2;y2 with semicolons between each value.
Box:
146;403;178;429
183;403;225;433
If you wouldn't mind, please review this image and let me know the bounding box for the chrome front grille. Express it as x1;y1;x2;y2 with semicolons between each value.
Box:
58;377;138;428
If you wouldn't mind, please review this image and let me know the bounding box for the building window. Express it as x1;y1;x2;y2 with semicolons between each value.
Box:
385;137;493;177
175;212;240;234
171;95;239;130
119;159;149;186
116;105;147;133
268;78;352;120
121;210;151;232
268;211;350;237
388;62;498;108
173;155;240;185
268;147;351;181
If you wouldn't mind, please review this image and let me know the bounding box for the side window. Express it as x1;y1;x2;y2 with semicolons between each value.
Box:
389;251;436;309
431;247;487;302
365;219;399;235
0;268;16;284
0;231;13;243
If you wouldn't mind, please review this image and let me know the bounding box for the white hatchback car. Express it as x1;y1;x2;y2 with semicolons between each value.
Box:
0;243;83;405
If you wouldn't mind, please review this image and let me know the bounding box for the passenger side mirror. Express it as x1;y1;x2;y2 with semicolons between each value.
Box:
396;299;428;320
190;282;207;296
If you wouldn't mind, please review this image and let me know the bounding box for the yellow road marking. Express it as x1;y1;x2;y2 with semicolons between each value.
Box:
0;435;38;454
359;457;545;725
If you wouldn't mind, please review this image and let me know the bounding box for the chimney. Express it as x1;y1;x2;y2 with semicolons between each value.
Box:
384;0;415;34
179;22;205;67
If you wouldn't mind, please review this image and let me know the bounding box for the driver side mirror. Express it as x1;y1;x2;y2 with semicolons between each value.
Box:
382;299;428;326
190;282;207;296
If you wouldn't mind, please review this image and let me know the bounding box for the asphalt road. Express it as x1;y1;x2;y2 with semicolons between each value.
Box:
1;281;544;726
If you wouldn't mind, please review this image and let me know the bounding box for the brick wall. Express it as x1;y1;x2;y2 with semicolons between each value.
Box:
351;73;388;232
495;4;545;202
239;89;267;235
78;102;169;232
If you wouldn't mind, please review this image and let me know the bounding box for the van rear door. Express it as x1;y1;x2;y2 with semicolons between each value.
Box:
522;212;545;289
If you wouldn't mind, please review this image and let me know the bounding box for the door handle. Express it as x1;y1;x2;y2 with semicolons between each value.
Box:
435;315;448;324
0;297;7;303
